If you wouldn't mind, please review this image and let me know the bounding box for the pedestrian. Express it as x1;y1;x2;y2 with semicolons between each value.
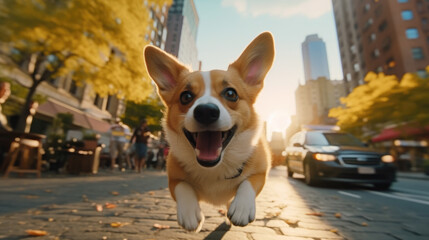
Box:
0;81;12;132
130;119;151;173
109;118;130;171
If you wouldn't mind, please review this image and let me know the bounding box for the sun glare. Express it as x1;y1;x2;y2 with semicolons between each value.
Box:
266;112;290;141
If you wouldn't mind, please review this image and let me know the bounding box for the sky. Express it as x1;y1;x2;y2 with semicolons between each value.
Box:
193;0;342;139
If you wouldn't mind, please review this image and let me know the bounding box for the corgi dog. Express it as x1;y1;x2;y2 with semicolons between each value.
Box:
143;32;275;232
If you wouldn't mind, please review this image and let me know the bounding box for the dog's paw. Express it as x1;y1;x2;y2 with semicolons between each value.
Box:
227;180;256;226
175;182;205;232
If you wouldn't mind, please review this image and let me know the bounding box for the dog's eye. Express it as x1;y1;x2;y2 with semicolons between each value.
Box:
222;88;238;102
180;91;194;105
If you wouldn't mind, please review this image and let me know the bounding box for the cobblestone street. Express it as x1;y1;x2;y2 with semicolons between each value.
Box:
0;167;428;240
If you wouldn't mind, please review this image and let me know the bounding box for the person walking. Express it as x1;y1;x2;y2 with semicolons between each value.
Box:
130;119;151;173
109;118;130;171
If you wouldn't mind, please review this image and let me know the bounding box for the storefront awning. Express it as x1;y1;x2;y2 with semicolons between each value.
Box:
37;99;110;133
372;125;429;142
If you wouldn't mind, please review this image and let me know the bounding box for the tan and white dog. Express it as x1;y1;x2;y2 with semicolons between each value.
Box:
143;32;275;232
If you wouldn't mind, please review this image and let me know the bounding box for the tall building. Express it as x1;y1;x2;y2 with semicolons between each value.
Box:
147;3;169;49
295;77;345;127
332;0;366;94
164;0;199;71
333;0;429;93
302;34;331;82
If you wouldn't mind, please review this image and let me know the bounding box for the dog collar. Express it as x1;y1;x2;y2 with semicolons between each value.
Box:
225;162;246;180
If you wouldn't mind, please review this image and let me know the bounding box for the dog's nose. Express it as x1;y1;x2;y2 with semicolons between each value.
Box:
194;103;220;125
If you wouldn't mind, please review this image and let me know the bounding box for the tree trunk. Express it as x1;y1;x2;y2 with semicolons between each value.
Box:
14;81;39;132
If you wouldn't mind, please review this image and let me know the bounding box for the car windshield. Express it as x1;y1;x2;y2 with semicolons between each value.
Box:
305;132;365;147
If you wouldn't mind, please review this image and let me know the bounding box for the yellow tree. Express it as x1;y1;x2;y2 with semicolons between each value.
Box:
0;0;171;131
329;69;429;139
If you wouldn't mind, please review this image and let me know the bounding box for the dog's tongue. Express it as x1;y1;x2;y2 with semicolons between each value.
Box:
196;131;222;161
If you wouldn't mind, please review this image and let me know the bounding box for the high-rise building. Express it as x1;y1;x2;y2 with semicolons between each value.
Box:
302;34;331;82
295;77;345;126
147;3;169;49
165;0;199;71
332;0;366;94
333;0;429;93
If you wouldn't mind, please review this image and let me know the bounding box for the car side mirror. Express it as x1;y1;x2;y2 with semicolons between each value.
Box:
293;143;303;147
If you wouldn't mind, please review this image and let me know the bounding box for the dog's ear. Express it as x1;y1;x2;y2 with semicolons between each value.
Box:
144;45;189;102
229;32;275;91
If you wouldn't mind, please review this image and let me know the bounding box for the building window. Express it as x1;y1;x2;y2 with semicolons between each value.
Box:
401;10;413;20
398;0;408;2
369;33;376;42
412;47;425;59
417;69;428;78
364;3;371;12
378;20;388;32
372;48;380;58
354;63;360;72
406;28;419;39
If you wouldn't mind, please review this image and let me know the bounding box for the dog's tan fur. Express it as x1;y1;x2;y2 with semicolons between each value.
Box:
144;32;275;231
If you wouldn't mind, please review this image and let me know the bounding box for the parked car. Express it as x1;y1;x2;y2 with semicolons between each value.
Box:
285;129;396;190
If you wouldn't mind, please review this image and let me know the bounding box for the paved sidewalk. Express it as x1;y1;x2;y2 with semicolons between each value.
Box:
2;167;426;240
0;169;344;240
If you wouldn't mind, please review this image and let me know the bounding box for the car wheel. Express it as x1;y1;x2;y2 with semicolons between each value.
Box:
304;162;318;186
373;183;392;191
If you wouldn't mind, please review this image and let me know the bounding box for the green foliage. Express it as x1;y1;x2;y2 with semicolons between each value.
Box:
329;69;429;139
122;95;164;131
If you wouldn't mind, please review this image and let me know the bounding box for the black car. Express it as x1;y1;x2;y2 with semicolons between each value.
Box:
285;130;396;189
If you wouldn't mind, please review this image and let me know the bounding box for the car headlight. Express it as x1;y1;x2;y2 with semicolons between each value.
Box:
313;153;336;161
381;155;394;163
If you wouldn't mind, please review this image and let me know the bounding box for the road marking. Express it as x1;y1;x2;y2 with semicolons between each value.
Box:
338;191;361;199
393;192;429;201
392;187;429;196
368;191;429;206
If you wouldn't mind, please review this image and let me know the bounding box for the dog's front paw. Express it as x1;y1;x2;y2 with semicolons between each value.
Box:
175;182;205;232
227;180;256;226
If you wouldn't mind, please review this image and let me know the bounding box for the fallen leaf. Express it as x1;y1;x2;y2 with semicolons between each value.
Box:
25;229;48;236
330;229;339;233
218;209;226;216
285;219;299;225
95;204;103;212
101;236;107;240
153;223;170;229
305;212;324;217
105;203;117;209
335;213;342;218
71;209;78;213
110;222;129;228
361;222;368;226
33;210;42;215
48;218;54;222
44;189;53;193
18;221;26;225
111;191;120;196
148;191;155;196
24;195;39;199
110;222;123;228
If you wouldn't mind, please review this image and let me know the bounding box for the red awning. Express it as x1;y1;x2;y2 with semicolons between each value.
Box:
85;114;111;133
37;99;110;133
372;125;429;142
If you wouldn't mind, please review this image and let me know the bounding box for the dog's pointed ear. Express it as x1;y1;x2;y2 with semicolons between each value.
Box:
229;32;275;90
144;45;189;102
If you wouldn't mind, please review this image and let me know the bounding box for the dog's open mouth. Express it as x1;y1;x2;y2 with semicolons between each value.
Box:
183;125;237;167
